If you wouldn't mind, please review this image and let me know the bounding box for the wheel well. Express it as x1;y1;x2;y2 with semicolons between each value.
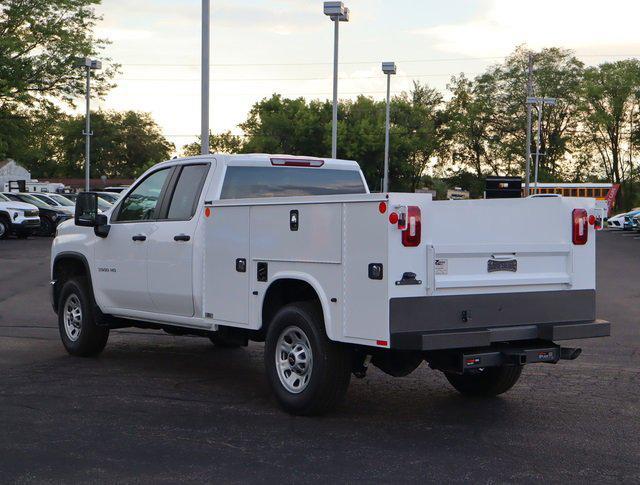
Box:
52;255;90;313
261;279;323;334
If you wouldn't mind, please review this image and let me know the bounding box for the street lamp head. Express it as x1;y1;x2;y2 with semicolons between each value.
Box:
324;1;349;21
74;57;102;70
382;62;397;75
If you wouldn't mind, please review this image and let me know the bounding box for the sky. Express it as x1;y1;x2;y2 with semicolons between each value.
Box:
93;0;640;151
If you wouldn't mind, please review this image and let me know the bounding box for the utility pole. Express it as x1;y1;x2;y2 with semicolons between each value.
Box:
525;53;533;196
533;101;543;194
84;66;91;192
201;0;210;155
76;57;101;192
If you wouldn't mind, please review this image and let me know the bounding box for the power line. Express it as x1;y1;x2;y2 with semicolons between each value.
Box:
117;53;640;68
112;73;476;82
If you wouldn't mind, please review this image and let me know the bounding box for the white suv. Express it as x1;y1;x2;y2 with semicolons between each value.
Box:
0;192;40;239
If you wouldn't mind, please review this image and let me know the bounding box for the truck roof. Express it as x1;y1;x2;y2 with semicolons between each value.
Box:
156;154;361;171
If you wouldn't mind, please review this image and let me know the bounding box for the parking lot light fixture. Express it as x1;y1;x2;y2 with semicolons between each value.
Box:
382;62;396;193
324;1;349;159
75;57;102;192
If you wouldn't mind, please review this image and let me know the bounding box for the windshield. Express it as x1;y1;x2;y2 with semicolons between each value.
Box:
97;197;112;211
14;194;51;209
31;193;59;206
97;192;119;203
49;194;75;206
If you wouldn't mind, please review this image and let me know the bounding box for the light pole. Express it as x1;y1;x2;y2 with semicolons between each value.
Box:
76;57;102;192
526;96;556;194
201;0;210;155
525;53;534;196
324;1;349;159
382;62;396;193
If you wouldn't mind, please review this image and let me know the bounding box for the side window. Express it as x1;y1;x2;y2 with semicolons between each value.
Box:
117;168;171;222
166;164;209;220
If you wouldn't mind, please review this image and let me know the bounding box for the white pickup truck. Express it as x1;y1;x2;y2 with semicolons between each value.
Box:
51;154;610;415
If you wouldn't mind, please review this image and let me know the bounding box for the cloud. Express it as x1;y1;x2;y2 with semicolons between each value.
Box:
412;0;640;57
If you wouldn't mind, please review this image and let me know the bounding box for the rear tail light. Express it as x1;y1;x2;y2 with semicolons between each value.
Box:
402;206;421;247
572;209;588;245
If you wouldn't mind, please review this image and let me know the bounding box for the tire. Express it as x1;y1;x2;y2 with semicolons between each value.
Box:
264;302;351;416
58;277;109;357
444;365;523;397
0;216;10;240
38;217;55;236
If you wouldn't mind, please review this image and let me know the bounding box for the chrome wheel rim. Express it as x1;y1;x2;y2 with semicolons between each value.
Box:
275;325;313;394
0;221;6;237
63;294;82;342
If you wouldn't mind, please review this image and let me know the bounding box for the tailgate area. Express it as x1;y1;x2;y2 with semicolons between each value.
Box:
385;195;608;350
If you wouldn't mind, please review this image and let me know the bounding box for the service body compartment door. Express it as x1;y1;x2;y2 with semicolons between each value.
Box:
342;202;389;342
204;206;250;325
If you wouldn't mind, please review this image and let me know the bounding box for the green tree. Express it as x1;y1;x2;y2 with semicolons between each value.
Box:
56;111;174;178
182;131;245;157
580;60;640;186
240;95;332;156
0;0;116;111
391;82;446;192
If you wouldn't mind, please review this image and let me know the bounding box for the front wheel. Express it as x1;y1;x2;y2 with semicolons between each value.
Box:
38;217;55;236
264;302;351;416
0;216;10;239
58;277;109;357
444;365;523;397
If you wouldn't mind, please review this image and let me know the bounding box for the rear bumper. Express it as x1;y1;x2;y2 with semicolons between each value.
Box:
389;290;609;350
391;320;610;350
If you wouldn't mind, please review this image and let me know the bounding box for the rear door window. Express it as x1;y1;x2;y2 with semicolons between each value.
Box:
165;164;209;220
220;166;366;199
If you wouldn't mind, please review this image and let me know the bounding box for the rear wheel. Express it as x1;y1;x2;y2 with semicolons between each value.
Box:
58;277;109;357
0;216;10;239
265;302;351;416
444;365;523;397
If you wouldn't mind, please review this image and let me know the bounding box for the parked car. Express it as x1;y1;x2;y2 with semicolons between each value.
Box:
51;153;609;416
61;193;113;213
3;193;72;236
632;213;640;231
623;209;640;230
94;191;121;204
0;192;40;239
607;212;626;229
28;193;75;216
102;186;129;193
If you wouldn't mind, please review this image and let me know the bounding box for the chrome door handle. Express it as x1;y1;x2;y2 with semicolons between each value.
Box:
174;234;191;242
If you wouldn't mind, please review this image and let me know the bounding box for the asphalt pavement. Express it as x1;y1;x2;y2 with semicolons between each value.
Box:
0;232;638;483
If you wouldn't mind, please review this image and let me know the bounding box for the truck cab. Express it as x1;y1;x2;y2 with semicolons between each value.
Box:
51;154;610;415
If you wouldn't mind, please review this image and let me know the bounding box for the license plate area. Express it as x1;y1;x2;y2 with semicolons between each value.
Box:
487;258;517;273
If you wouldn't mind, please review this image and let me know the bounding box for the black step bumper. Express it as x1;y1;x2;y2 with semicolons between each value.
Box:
391;320;610;350
389;290;609;351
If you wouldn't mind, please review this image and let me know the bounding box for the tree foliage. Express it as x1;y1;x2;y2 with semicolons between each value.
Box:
0;0;117;110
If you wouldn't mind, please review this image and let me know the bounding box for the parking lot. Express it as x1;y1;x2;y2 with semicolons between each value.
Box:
0;232;638;483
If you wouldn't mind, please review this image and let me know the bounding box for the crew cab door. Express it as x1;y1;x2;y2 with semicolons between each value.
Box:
94;167;173;312
146;163;211;316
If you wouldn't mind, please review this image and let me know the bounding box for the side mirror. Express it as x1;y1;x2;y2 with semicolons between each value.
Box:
75;192;99;226
75;192;110;238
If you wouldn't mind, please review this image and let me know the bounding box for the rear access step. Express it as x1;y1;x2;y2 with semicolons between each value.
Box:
426;341;582;374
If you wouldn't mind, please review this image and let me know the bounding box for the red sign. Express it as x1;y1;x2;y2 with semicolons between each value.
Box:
605;184;620;214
